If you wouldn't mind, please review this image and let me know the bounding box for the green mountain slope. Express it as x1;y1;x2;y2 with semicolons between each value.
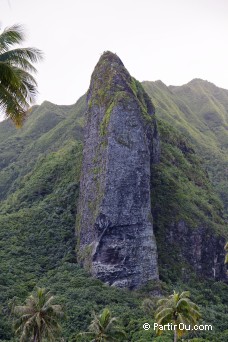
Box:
0;97;85;339
143;79;228;218
0;80;227;340
0;96;85;201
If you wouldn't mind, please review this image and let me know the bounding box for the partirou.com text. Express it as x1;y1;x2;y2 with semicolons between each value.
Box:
143;322;213;331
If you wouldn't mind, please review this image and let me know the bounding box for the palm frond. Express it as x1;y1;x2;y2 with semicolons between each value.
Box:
0;47;43;68
13;287;64;341
156;297;169;306
0;23;43;127
156;312;173;326
0;24;25;52
155;307;173;321
154;290;201;339
0;83;27;127
84;308;126;341
0;50;34;74
225;254;228;264
179;291;190;299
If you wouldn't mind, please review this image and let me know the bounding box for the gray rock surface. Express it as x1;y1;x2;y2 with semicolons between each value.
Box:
169;220;227;280
76;51;159;288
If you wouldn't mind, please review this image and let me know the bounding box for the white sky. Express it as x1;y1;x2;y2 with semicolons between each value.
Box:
1;0;228;106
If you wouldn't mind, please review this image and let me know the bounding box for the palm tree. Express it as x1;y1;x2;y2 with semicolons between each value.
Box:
225;242;228;264
0;24;43;127
13;287;64;342
155;291;201;342
79;308;126;341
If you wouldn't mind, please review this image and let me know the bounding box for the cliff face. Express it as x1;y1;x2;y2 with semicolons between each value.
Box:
76;51;159;288
168;221;227;280
151;119;227;282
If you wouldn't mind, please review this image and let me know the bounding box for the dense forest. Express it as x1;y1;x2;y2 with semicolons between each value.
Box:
0;73;227;341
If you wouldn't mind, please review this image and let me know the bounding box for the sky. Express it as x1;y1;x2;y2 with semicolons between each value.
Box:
1;0;228;109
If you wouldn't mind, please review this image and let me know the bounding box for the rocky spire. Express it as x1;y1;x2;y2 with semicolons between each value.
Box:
76;51;159;288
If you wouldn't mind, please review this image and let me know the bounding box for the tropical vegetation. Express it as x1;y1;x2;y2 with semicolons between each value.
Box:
13;287;64;342
225;242;228;264
155;291;201;342
143;79;228;220
78;308;126;341
0;79;227;341
0;24;42;127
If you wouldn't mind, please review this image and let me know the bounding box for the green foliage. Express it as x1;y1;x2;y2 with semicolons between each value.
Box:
152;118;224;232
131;77;155;123
78;307;126;341
35;263;142;341
88;52;154;137
143;79;228;219
225;242;228;264
14;287;64;341
155;290;201;340
0;98;85;340
150;118;226;283
0;24;43;127
0;79;227;341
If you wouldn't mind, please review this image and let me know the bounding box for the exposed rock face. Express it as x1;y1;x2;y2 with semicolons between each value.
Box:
169;221;227;280
76;51;159;288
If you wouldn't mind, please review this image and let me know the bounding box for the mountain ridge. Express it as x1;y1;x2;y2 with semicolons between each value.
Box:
142;78;228;219
0;70;227;340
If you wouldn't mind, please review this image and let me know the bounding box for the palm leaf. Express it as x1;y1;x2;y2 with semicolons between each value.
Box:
0;47;43;70
154;290;201;339
179;291;190;299
14;287;64;341
0;24;24;51
0;24;43;127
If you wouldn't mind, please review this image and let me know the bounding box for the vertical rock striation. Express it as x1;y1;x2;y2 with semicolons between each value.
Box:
168;221;227;280
76;51;159;288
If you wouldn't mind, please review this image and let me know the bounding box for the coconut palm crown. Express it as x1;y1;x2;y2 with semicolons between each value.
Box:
13;287;64;342
155;290;201;342
79;307;126;341
0;24;43;127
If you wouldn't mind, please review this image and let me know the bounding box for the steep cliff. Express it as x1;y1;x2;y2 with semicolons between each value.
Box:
0;72;227;340
76;52;159;288
143;79;228;219
151;119;227;282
